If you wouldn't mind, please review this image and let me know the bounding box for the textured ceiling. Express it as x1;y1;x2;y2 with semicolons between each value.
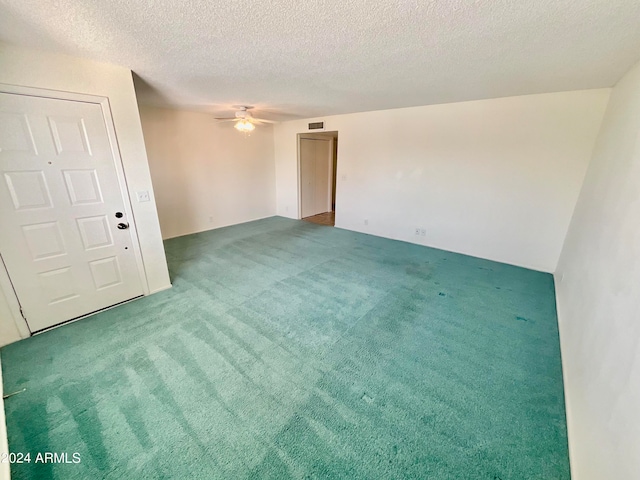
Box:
1;0;639;120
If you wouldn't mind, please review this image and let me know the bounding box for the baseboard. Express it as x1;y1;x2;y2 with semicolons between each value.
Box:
334;223;554;273
149;284;172;295
162;214;277;240
0;359;11;480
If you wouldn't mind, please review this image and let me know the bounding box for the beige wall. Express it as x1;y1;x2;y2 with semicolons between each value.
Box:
0;43;171;347
555;61;640;479
139;106;276;239
0;358;9;480
275;89;610;272
0;285;20;347
2;42;638;480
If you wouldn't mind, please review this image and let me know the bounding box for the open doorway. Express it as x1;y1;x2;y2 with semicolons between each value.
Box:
298;131;338;226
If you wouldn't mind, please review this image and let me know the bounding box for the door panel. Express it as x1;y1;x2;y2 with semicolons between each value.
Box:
0;92;144;332
0;112;37;153
4;170;52;209
300;138;315;218
77;215;113;250
22;221;66;260
63;169;103;204
314;139;331;215
48;116;92;155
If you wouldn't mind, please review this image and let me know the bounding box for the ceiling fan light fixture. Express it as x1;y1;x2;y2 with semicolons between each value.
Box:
234;119;255;132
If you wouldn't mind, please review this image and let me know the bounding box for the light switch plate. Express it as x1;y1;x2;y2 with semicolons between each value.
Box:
137;191;150;202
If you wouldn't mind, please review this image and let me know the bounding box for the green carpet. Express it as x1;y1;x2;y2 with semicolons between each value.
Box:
1;217;570;479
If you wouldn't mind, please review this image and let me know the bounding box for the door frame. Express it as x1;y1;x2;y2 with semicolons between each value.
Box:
0;83;150;336
297;132;337;220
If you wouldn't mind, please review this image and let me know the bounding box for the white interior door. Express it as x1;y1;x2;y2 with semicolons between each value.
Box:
0;92;144;332
313;139;331;214
300;137;331;218
300;138;315;218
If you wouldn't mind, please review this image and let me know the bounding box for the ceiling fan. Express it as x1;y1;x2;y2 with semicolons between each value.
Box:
215;106;276;132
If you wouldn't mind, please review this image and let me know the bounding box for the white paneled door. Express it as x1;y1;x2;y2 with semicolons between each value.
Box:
300;137;331;218
0;92;144;332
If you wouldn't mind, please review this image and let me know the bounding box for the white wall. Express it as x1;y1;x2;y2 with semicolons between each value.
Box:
555;61;640;479
0;286;20;348
0;43;171;347
0;358;9;480
139;106;276;239
274;90;610;272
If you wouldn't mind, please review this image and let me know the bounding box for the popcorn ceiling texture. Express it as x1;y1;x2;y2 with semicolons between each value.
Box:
0;1;639;119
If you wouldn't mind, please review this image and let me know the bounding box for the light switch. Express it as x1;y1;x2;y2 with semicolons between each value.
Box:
137;191;150;202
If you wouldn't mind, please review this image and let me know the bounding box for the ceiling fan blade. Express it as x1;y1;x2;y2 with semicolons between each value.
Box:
214;118;238;122
252;118;277;124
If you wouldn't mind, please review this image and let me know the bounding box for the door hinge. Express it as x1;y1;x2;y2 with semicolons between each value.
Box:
19;306;26;320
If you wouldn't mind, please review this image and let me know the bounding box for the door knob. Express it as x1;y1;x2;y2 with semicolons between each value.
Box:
117;222;129;230
115;212;123;218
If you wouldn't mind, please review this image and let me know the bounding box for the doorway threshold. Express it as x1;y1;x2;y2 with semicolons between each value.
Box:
302;211;335;226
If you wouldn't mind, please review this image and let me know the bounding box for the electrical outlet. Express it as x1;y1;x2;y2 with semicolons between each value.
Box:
420;228;426;236
364;219;369;226
414;227;420;235
137;191;150;202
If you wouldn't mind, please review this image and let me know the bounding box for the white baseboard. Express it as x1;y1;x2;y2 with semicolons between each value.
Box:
162;214;276;240
0;359;11;480
149;284;172;295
